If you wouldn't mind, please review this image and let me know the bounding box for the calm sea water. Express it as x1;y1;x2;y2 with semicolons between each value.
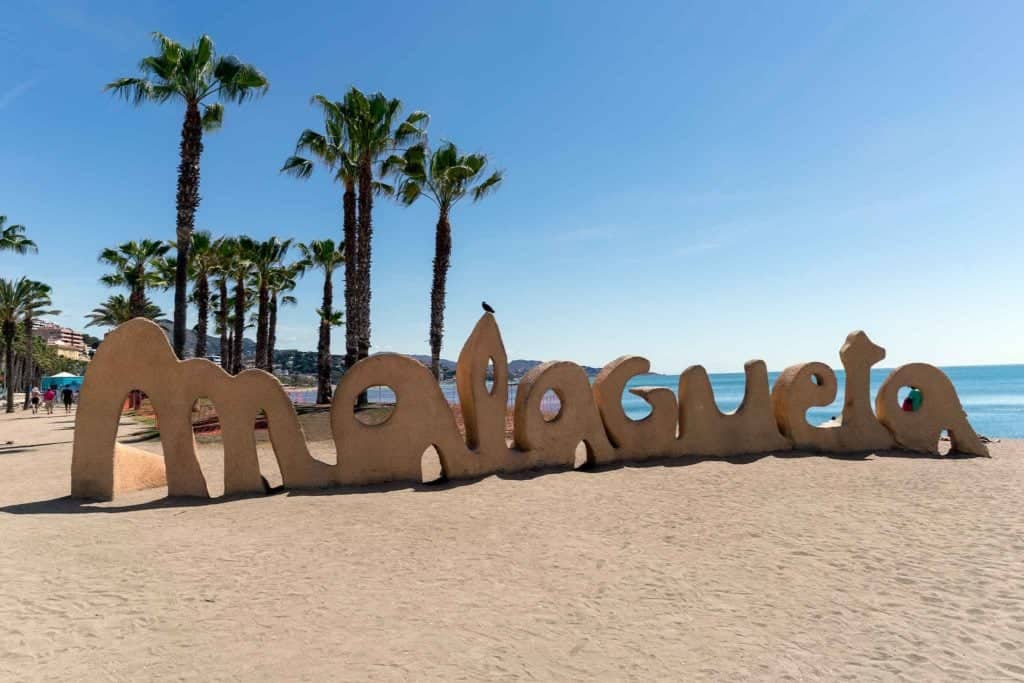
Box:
621;365;1024;439
290;365;1024;439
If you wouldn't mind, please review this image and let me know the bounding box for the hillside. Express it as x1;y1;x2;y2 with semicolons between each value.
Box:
155;324;599;380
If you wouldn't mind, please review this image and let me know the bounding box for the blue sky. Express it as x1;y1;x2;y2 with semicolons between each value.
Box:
1;1;1022;373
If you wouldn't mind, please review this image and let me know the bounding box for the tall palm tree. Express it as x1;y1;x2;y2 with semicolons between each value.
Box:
342;88;427;365
85;294;167;328
222;236;255;374
386;141;503;379
21;281;60;407
186;231;218;358
98;239;171;318
267;261;301;373
1;278;41;412
106;32;269;359
297;240;345;404
249;237;292;370
281;95;359;376
212;238;235;371
0;217;36;254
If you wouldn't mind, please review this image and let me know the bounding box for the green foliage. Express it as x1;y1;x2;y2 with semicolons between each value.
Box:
297;239;345;274
98;239;172;291
281;95;355;184
0;216;37;255
105;32;269;119
250;237;294;290
86;294;167;328
385;141;503;210
342;87;428;172
1;278;54;334
282;88;428;186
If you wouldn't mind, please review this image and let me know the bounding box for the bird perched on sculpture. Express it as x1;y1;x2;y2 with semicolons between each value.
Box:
481;301;495;314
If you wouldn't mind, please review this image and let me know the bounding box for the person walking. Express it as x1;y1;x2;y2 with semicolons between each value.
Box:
43;387;56;414
29;386;41;414
61;386;74;414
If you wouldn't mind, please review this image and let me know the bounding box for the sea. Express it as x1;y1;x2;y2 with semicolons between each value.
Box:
618;365;1024;439
289;365;1024;439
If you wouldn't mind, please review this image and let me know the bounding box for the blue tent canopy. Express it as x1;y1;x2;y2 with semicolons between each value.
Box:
41;373;84;392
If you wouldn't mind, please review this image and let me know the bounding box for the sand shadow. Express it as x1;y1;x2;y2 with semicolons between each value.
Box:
0;476;473;515
0;440;75;455
0;447;987;515
0;488;296;515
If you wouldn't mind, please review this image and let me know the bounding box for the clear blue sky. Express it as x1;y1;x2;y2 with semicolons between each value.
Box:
2;1;1022;373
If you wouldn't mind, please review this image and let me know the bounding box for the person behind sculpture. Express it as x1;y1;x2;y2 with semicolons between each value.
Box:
61;386;74;414
901;386;923;412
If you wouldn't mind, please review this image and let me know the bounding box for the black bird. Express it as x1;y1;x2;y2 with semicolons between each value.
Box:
481;301;495;314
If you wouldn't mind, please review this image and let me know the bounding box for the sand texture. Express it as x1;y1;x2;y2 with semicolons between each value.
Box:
1;410;1023;680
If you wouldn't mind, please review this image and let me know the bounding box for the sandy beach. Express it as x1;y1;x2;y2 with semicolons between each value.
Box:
1;409;1023;680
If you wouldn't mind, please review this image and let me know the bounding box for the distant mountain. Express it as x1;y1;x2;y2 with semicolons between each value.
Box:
509;359;602;378
408;355;457;372
158;323;256;358
407;356;600;379
156;323;600;378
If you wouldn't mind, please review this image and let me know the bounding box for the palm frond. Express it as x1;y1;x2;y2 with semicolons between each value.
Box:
471;170;504;201
201;103;224;131
280;155;315;179
104;77;155;105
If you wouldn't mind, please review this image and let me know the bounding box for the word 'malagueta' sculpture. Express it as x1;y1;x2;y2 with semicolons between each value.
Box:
70;315;987;500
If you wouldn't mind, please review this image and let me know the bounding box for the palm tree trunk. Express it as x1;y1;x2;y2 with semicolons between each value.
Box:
129;267;146;319
343;180;358;375
173;102;204;359
255;283;269;370
317;272;333;404
23;317;34;406
195;274;208;359
232;277;245;374
225;328;234;372
3;324;15;413
267;293;278;374
429;208;452;381
218;278;229;371
356;159;373;363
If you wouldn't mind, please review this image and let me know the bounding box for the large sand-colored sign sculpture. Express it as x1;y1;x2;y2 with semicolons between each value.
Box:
71;315;988;500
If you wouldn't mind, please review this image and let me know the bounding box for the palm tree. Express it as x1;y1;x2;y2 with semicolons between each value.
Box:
186;231;218;358
21;281;60;407
98;240;171;318
267;261;301;373
297;240;345;404
85;294;167;328
106;32;269;359
342;88;427;365
222;236;255;374
281;95;359;376
285;90;427;371
0;217;36;254
386;141;503;379
212;238;235;370
249;237;292;370
1;278;41;412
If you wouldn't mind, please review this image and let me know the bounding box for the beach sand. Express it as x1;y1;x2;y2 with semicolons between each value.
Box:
1;409;1023;680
